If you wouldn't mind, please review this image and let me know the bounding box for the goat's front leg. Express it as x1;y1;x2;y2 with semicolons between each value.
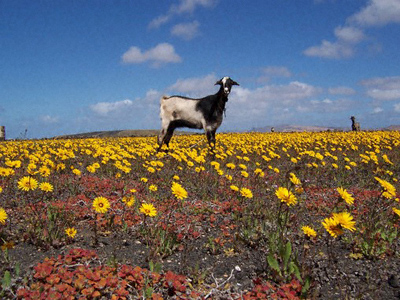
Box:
158;124;175;152
205;129;217;150
157;128;166;152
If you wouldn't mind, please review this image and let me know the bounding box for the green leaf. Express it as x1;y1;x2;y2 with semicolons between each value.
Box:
145;287;153;298
2;271;11;288
267;254;281;276
302;276;311;295
283;241;292;270
289;262;301;282
15;263;20;277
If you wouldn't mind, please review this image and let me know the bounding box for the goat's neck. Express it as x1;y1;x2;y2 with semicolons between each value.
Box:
215;89;228;115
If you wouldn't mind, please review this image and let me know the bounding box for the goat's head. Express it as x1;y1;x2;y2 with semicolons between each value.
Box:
350;116;355;121
215;77;239;96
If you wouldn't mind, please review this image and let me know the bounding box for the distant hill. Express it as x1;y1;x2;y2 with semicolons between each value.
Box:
55;129;196;139
386;125;400;131
251;125;343;132
54;125;400;139
251;124;400;132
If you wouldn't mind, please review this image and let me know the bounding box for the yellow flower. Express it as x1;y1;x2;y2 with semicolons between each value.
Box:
17;176;38;191
147;167;156;173
226;163;236;169
65;227;77;238
375;177;396;199
337;187;354;205
122;196;135;207
0;208;7;225
241;171;249;178
393;207;400;217
87;165;96;173
173;175;180;181
301;226;317;238
0;187;2;193
322;217;343;238
171;182;188;200
289;173;301;185
141;177;148;183
230;185;239;192
72;168;81;176
382;154;393;165
149;184;158;192
92;196;110;214
333;212;356;232
240;188;253;199
139;203;157;217
275;187;297;206
0;167;14;177
39;182;54;192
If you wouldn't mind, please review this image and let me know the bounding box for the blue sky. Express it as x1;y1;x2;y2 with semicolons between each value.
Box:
1;0;400;139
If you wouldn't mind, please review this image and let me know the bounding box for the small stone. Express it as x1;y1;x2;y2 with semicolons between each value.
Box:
388;275;400;288
235;265;241;272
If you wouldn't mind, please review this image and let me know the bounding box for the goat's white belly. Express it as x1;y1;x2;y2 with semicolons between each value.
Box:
176;110;204;127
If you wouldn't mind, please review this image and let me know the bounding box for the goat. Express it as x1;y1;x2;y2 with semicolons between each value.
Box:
157;76;239;151
350;116;361;131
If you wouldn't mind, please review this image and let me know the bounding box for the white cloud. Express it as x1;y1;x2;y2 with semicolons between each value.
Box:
121;43;182;67
262;66;292;78
222;81;324;129
304;25;365;59
148;15;171;29
40;115;59;124
372;107;384;113
350;0;400;26
305;0;400;59
334;26;365;43
171;21;200;40
361;76;400;101
297;98;352;113
229;81;322;112
168;73;218;97
394;103;400;112
90;99;134;116
303;39;354;59
149;0;217;29
328;86;356;95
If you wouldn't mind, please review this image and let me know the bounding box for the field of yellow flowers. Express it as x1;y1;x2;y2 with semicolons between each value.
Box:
0;131;399;299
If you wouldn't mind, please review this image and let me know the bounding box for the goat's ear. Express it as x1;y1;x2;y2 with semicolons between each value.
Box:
232;80;239;86
215;80;222;86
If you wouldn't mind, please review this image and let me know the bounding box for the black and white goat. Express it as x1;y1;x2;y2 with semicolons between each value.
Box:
157;76;239;151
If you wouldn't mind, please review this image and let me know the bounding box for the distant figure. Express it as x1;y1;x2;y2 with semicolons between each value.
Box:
350;116;360;131
271;127;275;132
0;126;5;141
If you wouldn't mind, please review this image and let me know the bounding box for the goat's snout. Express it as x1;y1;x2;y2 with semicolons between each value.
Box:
224;87;230;95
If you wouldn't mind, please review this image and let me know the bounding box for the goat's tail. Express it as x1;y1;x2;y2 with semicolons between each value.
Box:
161;95;170;101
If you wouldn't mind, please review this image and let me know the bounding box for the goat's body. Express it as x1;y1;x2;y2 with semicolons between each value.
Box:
157;77;238;151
